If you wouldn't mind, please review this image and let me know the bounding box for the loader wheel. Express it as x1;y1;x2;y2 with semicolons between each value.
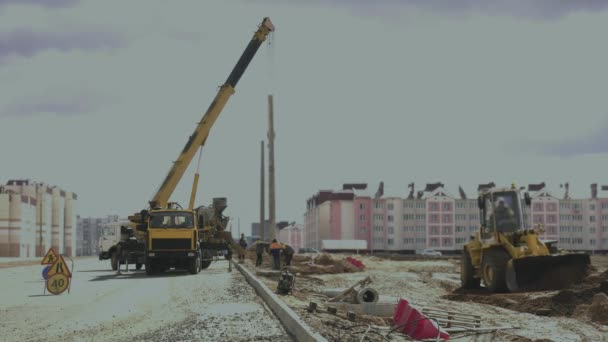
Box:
481;250;509;293
461;250;480;289
111;251;118;271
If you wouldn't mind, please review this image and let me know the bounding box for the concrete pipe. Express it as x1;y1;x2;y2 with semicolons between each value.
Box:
354;287;379;304
321;287;379;304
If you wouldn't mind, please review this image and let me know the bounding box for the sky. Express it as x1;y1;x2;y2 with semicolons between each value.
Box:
1;0;607;236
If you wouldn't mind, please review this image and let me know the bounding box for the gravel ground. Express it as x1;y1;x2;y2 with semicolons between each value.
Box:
245;254;608;342
1;257;292;342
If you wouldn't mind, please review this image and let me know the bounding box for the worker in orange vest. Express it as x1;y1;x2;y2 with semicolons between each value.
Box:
269;239;282;270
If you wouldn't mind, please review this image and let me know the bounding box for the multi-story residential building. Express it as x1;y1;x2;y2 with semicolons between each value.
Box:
250;220;290;242
304;182;608;253
76;215;122;256
278;223;303;252
0;179;77;257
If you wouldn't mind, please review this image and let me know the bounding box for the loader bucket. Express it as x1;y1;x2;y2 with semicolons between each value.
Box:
506;253;590;292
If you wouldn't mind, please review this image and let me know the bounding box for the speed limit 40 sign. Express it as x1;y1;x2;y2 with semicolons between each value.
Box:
46;273;70;295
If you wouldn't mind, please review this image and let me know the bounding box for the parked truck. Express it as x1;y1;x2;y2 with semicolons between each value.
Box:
110;17;274;275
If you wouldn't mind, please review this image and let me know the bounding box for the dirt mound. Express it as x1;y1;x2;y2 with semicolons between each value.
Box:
445;274;608;319
588;293;608;324
291;255;364;275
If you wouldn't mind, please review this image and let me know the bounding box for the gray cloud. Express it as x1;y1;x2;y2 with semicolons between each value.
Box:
0;0;79;8
276;0;608;19
2;91;117;118
533;122;608;158
0;29;125;61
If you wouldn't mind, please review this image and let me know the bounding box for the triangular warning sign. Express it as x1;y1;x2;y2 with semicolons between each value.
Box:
47;255;71;278
41;248;59;265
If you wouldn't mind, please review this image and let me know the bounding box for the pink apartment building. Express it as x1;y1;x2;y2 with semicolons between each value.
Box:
304;182;608;253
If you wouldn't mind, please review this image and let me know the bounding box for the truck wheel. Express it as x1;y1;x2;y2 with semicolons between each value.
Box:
188;257;200;274
481;250;509;293
461;249;480;289
111;251;118;271
135;263;143;270
145;259;155;275
201;249;212;270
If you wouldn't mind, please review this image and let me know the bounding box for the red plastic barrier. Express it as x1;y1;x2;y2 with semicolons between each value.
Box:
345;256;365;269
392;299;450;341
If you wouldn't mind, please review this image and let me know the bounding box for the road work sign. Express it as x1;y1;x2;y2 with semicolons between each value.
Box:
41;248;59;265
46;255;72;278
46;273;69;295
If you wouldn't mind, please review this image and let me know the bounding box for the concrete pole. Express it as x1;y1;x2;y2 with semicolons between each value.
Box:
260;140;265;242
268;94;276;241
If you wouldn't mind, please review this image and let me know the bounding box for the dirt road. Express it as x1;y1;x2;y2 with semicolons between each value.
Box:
1;257;291;342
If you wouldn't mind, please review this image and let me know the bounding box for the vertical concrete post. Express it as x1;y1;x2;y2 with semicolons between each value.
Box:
268;94;276;241
260;140;265;242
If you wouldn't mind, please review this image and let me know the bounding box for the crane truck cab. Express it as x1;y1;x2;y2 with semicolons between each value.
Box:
461;184;590;293
137;204;201;275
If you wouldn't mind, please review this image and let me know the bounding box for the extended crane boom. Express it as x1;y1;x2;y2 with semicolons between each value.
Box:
149;17;275;209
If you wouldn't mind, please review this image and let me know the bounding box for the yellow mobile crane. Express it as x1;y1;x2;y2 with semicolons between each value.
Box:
121;17;274;276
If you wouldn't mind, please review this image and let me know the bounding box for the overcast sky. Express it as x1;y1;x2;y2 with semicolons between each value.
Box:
1;0;607;236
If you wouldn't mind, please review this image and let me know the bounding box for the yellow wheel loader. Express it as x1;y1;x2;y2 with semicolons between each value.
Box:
461;184;591;293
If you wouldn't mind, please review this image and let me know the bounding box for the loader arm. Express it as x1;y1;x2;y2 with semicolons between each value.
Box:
149;17;275;209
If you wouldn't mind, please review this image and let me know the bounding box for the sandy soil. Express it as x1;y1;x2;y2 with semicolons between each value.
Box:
245;253;608;342
1;258;291;342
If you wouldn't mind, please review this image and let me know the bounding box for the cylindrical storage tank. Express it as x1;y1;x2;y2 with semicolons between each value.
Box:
9;193;22;257
0;192;10;257
64;192;75;257
43;187;52;256
22;196;36;258
51;187;64;254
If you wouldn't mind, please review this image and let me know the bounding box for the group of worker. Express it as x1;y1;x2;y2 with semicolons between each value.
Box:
237;234;294;270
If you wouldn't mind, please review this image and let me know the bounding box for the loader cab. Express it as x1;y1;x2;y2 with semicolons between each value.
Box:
478;189;526;240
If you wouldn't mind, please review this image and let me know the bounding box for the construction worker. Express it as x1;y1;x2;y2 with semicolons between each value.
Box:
269;239;282;270
282;243;294;266
255;241;265;267
238;234;247;263
491;198;516;231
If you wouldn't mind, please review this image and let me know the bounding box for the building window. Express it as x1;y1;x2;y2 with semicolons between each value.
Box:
442;214;452;223
359;227;367;233
590;239;596;246
429;214;439;223
387;238;394;246
456;226;466;233
590;227;596;233
469;214;478;220
533;203;543;211
442;203;452;211
388;227;394;234
590;216;596;222
534;215;543;223
360;215;366;221
442;226;452;234
359;203;366;210
547;215;556;223
430;238;439;247
374;201;383;209
429;226;439;235
602;203;608;209
590;204;596;211
443;238;452;246
387;203;394;210
387;215;394;222
429;202;439;211
416;201;425;209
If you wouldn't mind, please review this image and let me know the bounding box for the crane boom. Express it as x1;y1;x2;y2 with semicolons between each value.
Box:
149;17;275;209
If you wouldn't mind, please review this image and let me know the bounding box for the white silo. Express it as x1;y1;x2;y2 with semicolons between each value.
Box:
9;193;22;257
64;191;77;257
51;187;65;254
0;190;10;257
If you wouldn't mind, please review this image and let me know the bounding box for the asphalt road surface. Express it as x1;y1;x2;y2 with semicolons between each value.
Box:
0;257;292;342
